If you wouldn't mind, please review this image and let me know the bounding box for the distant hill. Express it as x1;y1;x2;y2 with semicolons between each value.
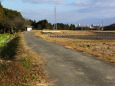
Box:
104;24;115;30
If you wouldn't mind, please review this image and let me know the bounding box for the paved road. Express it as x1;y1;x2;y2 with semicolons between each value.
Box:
24;32;115;86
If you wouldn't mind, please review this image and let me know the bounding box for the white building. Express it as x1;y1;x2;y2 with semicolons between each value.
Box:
26;26;32;31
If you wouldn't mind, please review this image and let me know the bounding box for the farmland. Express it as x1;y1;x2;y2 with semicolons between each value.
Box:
34;30;115;62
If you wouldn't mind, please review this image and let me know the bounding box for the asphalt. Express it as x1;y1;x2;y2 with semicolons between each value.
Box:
24;32;115;86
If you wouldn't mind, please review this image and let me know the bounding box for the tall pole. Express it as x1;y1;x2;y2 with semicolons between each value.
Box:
102;20;104;30
54;6;57;30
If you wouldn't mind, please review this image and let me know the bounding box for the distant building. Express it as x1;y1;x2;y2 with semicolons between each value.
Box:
26;26;32;31
93;26;101;30
78;23;81;27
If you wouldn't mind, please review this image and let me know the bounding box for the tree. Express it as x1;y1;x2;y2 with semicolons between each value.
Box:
57;23;67;30
42;19;49;29
69;24;76;30
65;24;69;30
0;2;5;20
3;8;22;20
0;2;6;33
12;17;27;33
48;23;53;30
32;19;53;30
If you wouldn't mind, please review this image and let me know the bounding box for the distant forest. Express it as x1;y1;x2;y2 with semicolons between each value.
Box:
104;24;115;30
0;2;114;34
30;19;76;30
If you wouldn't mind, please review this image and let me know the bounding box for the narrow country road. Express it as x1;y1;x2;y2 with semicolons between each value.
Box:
24;32;115;86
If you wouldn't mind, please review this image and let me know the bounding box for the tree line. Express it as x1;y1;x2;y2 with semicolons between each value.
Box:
104;24;115;30
30;19;76;30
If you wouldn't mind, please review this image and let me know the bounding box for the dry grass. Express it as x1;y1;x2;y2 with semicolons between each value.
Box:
0;34;52;86
34;30;115;63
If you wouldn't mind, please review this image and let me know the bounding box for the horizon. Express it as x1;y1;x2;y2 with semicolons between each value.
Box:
1;0;115;25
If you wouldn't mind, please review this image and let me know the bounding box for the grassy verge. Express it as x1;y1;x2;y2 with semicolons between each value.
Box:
34;30;115;63
0;34;51;86
0;34;11;48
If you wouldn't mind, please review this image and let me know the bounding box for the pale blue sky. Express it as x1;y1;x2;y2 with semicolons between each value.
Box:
1;0;115;25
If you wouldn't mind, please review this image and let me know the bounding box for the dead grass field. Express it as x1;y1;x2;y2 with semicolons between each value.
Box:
34;30;115;63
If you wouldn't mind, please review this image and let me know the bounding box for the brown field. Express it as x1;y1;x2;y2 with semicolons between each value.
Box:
34;30;115;63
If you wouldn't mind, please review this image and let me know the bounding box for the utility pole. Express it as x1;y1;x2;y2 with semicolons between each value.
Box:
101;20;104;30
54;6;57;30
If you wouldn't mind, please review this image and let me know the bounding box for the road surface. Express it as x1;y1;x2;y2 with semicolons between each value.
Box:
24;32;115;86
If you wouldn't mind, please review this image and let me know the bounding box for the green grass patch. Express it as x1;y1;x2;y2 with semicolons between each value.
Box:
0;34;11;48
0;36;19;59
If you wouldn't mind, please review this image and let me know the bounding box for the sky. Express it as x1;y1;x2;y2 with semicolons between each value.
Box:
1;0;115;25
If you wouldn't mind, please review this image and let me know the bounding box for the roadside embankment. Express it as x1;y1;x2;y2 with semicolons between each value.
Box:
0;34;51;86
